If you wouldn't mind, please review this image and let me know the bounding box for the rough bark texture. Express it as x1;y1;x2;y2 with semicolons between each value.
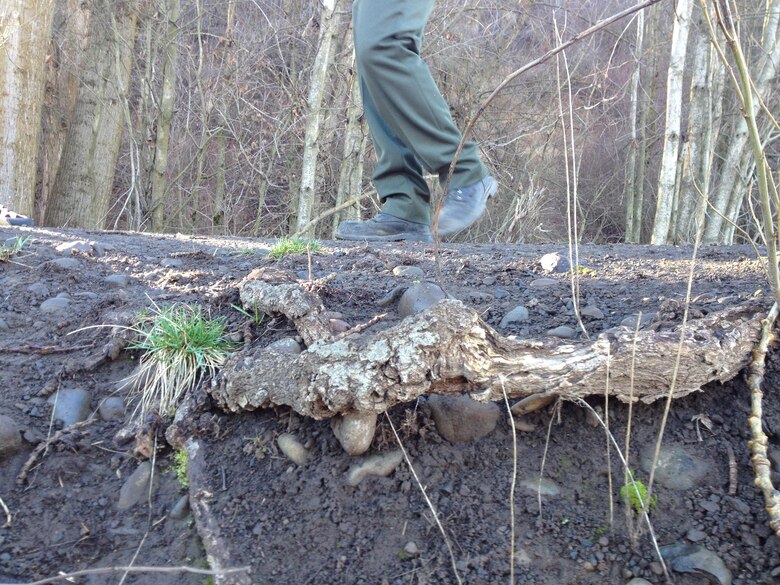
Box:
214;280;770;419
0;0;55;216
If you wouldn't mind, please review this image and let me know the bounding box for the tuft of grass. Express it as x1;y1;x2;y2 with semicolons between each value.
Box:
171;448;189;487
232;302;264;326
126;303;238;416
620;471;657;515
0;236;29;262
267;237;321;260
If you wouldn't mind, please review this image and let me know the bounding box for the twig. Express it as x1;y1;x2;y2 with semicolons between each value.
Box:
725;442;738;497
16;419;95;486
293;195;366;238
0;344;93;355
335;313;388;339
500;378;517;585
746;302;780;535
6;564;251;585
0;495;11;528
385;412;463;585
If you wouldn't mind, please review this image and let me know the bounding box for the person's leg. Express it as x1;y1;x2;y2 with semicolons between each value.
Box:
353;0;486;211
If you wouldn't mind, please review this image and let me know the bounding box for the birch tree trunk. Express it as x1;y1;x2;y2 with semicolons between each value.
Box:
148;0;181;232
294;0;340;235
651;0;694;245
624;9;645;244
45;0;137;228
0;0;55;217
703;0;780;243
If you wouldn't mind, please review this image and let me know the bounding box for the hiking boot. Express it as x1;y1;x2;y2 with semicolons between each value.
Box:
0;205;34;227
336;213;433;242
437;175;498;236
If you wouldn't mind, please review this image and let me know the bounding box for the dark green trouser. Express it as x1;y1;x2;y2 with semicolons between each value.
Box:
352;0;487;224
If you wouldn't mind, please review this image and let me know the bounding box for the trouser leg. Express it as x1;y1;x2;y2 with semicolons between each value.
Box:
352;0;486;224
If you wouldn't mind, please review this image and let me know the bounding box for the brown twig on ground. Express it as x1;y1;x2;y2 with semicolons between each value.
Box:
0;344;93;355
746;302;780;535
9;564;251;585
725;442;738;497
335;313;388;339
16;419;95;487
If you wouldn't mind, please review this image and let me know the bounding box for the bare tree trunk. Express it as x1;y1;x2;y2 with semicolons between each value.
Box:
674;9;712;243
651;0;694;244
45;0;137;228
703;0;780;243
294;0;340;235
624;9;645;244
148;0;181;232
331;51;368;237
39;0;90;222
0;0;55;217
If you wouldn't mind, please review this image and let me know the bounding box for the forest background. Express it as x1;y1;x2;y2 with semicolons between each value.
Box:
1;0;778;246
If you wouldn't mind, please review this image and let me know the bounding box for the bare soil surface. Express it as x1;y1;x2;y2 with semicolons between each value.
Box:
1;226;779;585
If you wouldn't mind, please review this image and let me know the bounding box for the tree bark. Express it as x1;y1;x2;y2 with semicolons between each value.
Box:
294;0;340;235
624;9;645;244
213;278;769;420
148;0;181;232
0;0;55;217
45;0;137;228
651;0;694;244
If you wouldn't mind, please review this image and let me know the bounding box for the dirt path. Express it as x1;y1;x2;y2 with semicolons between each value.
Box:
1;226;778;584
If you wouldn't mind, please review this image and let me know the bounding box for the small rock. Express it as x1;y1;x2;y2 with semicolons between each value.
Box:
50;257;80;270
482;276;496;285
686;528;707;542
329;319;351;333
699;499;719;513
168;495;190;520
428;395;500;443
48;388;92;425
726;496;750;515
403;541;419;556
331;412;377;456
98;397;125;421
581;305;604;319
0;318;7;331
392;266;424;279
547;325;576;339
520;477;560;497
583;561;596;572
640;444;711;490
40;296;71;313
56;241;92;255
540;252;571;273
511;393;556;416
118;461;156;510
515;548;532;567
267;338;303;354
620;313;655;330
0;414;23;458
499;305;530;328
528;277;559;288
277;433;309;466
161;258;183;268
105;274;129;288
512;417;536;432
660;543;732;585
346;450;403;486
398;283;446;318
27;283;50;297
494;288;510;299
598;536;609;547
626;579;654;585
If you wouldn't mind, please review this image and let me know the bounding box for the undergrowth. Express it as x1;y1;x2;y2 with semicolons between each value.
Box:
267;237;321;260
0;236;29;262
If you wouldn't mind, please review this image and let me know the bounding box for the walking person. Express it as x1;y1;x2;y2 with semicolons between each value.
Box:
336;0;497;243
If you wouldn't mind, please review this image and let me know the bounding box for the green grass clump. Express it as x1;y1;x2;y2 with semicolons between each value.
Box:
620;471;657;515
127;304;238;416
267;237;321;260
0;236;29;262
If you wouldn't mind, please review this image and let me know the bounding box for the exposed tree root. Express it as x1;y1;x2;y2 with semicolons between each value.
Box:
215;275;770;419
746;302;780;536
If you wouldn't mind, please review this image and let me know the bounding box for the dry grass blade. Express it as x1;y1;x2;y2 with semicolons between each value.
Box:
500;378;518;584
